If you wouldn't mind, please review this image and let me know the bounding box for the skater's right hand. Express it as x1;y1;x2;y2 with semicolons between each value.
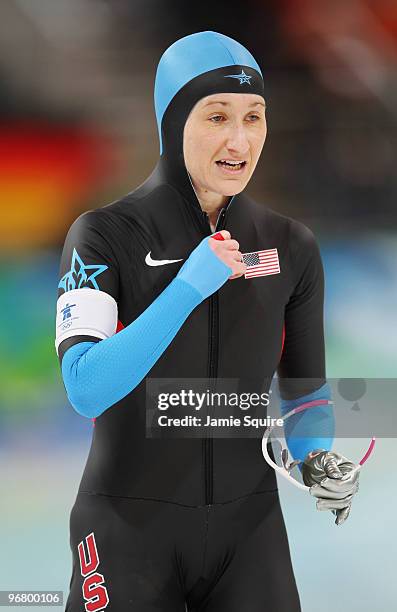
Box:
176;230;246;300
208;230;246;280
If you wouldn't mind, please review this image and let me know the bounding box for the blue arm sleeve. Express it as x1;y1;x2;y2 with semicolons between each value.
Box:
280;382;335;467
61;233;233;418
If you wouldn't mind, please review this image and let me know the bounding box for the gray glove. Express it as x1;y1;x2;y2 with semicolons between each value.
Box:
301;449;360;525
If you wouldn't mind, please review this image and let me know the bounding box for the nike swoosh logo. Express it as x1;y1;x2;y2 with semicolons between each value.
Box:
145;251;184;267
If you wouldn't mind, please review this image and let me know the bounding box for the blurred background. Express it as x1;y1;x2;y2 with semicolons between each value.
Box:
0;0;396;610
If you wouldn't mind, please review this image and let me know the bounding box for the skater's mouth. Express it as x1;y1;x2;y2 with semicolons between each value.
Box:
215;159;247;173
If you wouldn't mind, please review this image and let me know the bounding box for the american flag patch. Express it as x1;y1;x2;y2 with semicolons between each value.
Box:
242;248;280;279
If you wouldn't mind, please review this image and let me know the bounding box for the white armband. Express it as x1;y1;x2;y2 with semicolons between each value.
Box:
55;288;118;355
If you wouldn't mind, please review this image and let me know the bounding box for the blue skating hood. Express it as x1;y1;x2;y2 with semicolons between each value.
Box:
150;31;265;214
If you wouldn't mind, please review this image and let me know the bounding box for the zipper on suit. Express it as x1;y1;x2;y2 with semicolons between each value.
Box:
202;206;227;505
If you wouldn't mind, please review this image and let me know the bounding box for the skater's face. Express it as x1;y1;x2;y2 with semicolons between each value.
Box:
183;92;267;197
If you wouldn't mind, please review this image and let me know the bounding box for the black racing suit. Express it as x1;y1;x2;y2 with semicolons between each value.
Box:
57;155;325;611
